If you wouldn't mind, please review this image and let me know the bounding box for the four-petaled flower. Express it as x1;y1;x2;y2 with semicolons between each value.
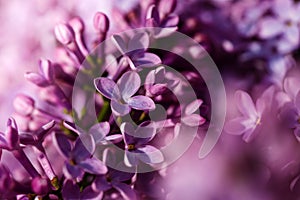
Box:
225;90;265;142
94;71;156;116
53;133;107;180
120;122;164;167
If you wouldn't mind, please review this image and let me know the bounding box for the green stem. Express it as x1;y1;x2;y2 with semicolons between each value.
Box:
97;99;110;122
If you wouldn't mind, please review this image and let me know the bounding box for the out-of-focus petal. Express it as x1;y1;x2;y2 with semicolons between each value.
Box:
185;99;203;115
127;95;155;111
295;92;300;112
258;17;283;39
182;114;206;127
224;117;247;135
124;151;138;167
138;145;164;164
161;14;179;27
94;77;120;100
25;72;49;87
235;90;257;117
117;71;141;101
62;180;80;199
111;100;130;116
284;77;300;99
112;35;127;54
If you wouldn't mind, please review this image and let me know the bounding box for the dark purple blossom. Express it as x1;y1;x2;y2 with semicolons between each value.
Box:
94;71;156;116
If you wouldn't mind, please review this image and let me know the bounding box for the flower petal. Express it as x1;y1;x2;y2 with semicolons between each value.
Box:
53;133;72;159
224;117;247;135
258;17;283;39
284;77;300;99
120;122;135;145
81;186;103;200
128;32;149;53
185;99;203;115
138;145;164;164
104;134;123;143
64;163;84;180
79;157;108;175
161;14;179;27
127;96;155;111
114;182;137;200
295;92;300;112
112;35;127;54
94;77;120;100
0;133;8;149
235;90;257;118
182;114;206;127
88;122;110;144
133;53;162;68
117;71;141;101
72;137;93;163
135;122;156;146
124;151;138;167
62;180;80;199
111;100;131;116
93;176;112;192
25;72;49;87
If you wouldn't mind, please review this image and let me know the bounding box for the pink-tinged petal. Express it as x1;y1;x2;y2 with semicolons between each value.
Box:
242;126;257;143
284;77;300;99
31;177;50;195
54;23;75;45
133;53;162;68
185;99;203;115
62;180;80;199
13;94;35;116
295;92;300;112
149;84;168;95
89;122;110;144
73;135;95;163
155;66;166;83
138;145;164;164
145;18;159;28
53;133;72;159
112;35;127;54
224;117;247;135
124;151;138;167
111;100;130;116
235;90;257;117
276;91;291;108
182;114;206;127
25;72;49;87
93;176;112;192
5;118;19;149
135;122;156;146
81;186;103;200
117;71;141;101
128;32;149;53
158;0;177;15
94;77;120;100
255;98;265;116
161;14;179;27
79;157;108;175
39;59;54;83
93;12;109;33
146;5;160;23
64;163;84;180
114;182;137;200
285;26;299;45
127;96;155;111
258;17;283;39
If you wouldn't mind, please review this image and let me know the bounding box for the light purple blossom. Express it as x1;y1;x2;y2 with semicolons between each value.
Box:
120;122;163;167
94;71;155;116
225;90;265;142
112;33;161;69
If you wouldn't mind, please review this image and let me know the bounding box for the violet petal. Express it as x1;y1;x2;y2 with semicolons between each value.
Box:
79;157;108;175
111;100;131;116
117;71;141;101
138;145;164;164
127;95;155;111
94;77;120;100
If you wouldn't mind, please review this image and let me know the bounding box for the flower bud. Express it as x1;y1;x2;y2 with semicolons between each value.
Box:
93;12;110;33
39;58;54;83
31;177;50;195
159;0;177;16
13;94;35;116
54;23;75;45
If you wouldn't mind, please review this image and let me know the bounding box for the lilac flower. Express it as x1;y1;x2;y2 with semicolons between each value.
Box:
0;118;19;151
181;99;206;127
144;66;178;97
225;90;265;142
146;3;179;38
53;133;107;180
92;169;136;200
120;122;163;167
63;121;122;145
112;33;161;69
94;71;155;116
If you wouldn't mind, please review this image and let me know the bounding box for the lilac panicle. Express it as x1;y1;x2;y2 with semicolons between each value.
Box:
120;122;163;167
94;71;155;116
